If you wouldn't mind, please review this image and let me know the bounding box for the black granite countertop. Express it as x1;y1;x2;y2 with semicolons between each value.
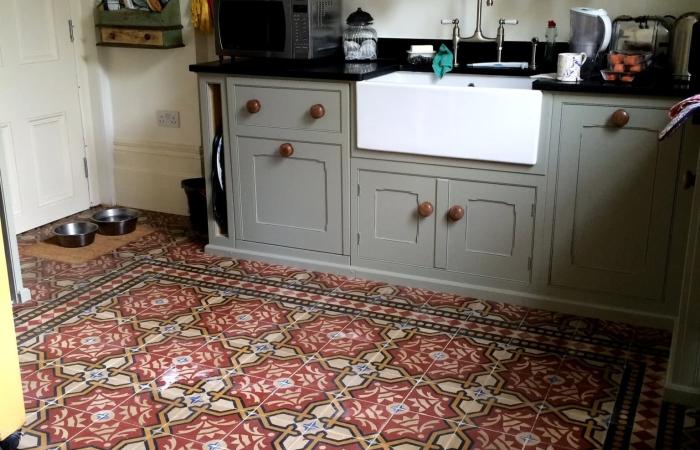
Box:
532;75;699;98
189;57;400;81
190;38;698;98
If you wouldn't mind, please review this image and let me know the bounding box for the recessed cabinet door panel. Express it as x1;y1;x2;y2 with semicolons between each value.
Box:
551;105;680;299
357;171;436;267
446;181;535;283
238;137;343;254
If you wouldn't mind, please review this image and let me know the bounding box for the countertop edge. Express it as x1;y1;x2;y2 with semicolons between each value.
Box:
189;61;698;98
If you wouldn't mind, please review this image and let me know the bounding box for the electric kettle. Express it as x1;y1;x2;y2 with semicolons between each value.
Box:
570;7;613;60
671;13;700;82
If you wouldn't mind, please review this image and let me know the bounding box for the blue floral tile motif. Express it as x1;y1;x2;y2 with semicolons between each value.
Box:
388;403;408;414
275;378;294;389
252;343;274;354
92;410;114;422
430;351;448;361
327;331;346;340
302;420;323;434
351;363;375;376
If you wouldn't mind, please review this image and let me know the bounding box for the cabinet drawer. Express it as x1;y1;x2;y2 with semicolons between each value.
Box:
233;84;343;133
446;180;535;283
357;171;437;267
237;137;343;254
99;27;164;46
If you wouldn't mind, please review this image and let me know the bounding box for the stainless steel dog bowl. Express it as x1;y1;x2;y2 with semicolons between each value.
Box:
54;222;98;248
92;208;139;235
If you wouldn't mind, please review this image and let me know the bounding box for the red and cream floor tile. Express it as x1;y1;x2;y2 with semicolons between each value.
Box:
12;208;683;449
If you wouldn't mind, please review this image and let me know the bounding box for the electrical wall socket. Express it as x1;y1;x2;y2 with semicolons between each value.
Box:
157;110;180;128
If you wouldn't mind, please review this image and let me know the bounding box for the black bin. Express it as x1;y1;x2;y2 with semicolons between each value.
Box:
181;178;208;238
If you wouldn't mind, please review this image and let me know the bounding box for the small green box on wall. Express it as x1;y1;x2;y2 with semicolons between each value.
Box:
95;0;184;49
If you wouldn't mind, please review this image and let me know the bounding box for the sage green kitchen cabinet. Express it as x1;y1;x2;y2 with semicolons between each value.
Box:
237;136;343;254
550;103;682;300
446;180;535;283
357;171;437;267
194;69;699;327
356;167;537;282
226;77;351;261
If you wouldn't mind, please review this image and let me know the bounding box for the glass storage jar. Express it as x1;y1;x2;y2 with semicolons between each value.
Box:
343;8;377;61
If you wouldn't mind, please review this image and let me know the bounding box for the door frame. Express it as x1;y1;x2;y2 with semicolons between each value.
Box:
69;0;113;207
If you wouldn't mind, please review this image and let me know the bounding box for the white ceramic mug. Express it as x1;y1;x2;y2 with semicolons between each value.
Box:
556;52;588;82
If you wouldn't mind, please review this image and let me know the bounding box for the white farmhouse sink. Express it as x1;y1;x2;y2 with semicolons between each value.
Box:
356;72;543;165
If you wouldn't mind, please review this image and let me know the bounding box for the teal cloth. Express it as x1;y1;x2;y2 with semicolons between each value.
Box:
432;44;454;79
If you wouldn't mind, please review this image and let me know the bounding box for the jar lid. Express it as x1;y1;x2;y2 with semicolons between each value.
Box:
347;8;374;26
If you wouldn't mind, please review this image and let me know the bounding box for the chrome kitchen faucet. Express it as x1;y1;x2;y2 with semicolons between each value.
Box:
441;0;518;66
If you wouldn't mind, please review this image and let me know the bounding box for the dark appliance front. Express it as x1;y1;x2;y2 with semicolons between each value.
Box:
214;0;342;60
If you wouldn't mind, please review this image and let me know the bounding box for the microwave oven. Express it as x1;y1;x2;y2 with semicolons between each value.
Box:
214;0;343;59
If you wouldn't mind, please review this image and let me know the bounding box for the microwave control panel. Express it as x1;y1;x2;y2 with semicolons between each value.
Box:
292;3;310;58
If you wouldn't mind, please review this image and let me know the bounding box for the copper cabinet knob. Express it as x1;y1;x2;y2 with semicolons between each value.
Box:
246;99;261;114
418;201;434;218
310;104;325;119
447;205;465;222
279;143;294;157
144;33;151;41
109;32;116;40
611;109;630;127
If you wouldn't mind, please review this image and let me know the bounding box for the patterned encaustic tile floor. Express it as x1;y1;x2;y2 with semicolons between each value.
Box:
11;208;700;450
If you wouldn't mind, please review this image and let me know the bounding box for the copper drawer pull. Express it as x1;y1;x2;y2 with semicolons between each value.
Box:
246;99;261;114
310;104;325;119
144;33;151;41
418;201;434;218
611;109;630;127
447;205;465;222
279;143;294;157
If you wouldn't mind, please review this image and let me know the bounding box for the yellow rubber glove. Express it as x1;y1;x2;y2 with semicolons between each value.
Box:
192;0;201;30
199;0;212;33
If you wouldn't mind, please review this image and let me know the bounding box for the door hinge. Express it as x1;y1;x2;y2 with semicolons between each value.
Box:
68;19;75;42
357;232;361;245
528;256;533;271
357;183;360;196
83;157;89;178
531;203;536;217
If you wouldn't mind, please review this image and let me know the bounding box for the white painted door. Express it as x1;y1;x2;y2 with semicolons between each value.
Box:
0;0;90;233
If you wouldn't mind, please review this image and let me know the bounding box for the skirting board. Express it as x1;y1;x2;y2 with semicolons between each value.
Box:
114;140;202;215
206;244;354;277
204;244;676;330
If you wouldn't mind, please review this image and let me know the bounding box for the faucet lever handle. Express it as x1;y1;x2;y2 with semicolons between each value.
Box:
441;18;459;25
499;19;519;25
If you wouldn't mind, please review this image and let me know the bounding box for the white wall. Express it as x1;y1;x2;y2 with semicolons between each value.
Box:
343;0;698;42
97;0;205;215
